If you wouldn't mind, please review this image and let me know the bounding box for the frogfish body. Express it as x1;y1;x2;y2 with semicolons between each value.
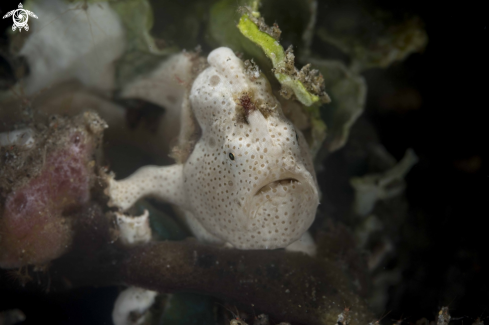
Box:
107;47;320;251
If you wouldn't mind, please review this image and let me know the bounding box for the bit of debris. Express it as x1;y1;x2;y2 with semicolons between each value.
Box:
244;59;261;80
437;307;451;325
337;307;352;325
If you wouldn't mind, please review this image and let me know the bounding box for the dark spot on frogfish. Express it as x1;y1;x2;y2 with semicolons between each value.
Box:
239;93;256;116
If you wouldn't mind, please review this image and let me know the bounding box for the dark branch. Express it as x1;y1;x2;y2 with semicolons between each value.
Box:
51;238;373;325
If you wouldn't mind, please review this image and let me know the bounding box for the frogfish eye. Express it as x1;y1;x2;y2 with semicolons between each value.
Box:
295;131;299;141
229;153;235;160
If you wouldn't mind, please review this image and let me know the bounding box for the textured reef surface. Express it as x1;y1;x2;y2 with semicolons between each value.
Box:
2;0;485;324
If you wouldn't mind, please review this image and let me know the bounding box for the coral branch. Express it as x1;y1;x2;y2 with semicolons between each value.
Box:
51;239;373;325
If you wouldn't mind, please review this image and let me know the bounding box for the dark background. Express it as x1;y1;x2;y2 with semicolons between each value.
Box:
367;0;488;319
1;0;488;324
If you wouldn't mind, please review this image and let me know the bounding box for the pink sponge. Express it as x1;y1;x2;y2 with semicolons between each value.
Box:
0;112;106;269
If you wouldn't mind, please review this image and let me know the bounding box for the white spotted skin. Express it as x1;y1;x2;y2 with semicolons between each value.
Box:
108;165;185;210
108;47;320;252
184;47;319;250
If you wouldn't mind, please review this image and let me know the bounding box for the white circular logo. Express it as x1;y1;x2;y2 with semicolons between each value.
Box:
2;3;38;32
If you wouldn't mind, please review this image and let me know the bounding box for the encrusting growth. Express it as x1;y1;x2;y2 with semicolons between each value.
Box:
106;47;320;254
0;112;106;268
112;287;157;325
237;8;330;107
115;210;152;246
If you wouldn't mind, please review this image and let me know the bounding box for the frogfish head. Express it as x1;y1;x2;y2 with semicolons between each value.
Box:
185;47;319;250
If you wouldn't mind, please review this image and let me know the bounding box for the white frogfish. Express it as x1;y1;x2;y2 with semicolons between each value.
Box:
107;47;320;252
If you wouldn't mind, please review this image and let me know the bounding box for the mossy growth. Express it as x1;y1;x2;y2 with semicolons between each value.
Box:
237;8;330;107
